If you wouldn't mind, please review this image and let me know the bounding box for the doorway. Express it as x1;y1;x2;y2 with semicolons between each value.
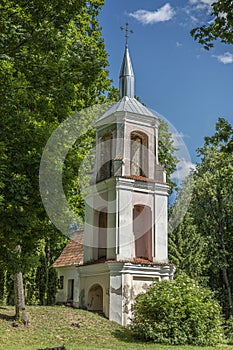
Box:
67;279;74;302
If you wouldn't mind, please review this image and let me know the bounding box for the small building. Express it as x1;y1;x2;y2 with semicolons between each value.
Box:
53;231;84;308
54;36;175;326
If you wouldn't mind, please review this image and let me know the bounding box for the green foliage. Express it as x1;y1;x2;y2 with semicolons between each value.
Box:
191;118;233;317
169;118;233;318
191;0;233;49
0;266;7;304
0;0;110;311
169;211;207;281
224;316;233;343
158;119;177;187
131;274;223;346
35;253;47;305
47;267;57;305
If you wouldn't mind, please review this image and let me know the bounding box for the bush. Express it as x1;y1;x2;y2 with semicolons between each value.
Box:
224;316;233;344
131;274;223;346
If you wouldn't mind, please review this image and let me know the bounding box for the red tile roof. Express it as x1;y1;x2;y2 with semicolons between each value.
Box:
53;231;84;268
81;257;174;267
122;175;170;185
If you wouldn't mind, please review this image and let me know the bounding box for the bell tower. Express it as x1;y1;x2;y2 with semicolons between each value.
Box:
79;25;175;326
84;27;169;265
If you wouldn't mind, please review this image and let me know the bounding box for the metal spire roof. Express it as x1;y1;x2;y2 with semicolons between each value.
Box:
97;96;158;122
119;44;135;99
95;24;160;125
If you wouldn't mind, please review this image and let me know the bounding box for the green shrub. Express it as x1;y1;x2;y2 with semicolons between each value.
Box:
224;316;233;344
131;274;223;346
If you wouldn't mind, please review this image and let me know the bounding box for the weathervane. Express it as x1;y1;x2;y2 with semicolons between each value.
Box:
120;22;133;45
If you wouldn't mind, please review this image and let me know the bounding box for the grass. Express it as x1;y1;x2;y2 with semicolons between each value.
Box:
0;306;232;350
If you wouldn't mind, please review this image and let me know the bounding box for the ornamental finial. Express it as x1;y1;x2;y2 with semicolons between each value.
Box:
120;22;133;46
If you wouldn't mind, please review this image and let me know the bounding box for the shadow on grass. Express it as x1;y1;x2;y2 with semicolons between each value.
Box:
0;311;15;321
112;328;143;343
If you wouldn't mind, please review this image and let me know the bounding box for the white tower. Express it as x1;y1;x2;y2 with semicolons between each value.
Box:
84;42;169;265
79;26;175;325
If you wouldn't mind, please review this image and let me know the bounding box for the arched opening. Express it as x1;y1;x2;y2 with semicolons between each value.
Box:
98;133;113;180
87;284;103;312
130;131;148;177
98;208;107;260
133;205;152;261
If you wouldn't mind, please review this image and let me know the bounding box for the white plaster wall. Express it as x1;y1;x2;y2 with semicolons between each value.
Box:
117;187;133;260
132;191;153;208
55;267;79;306
107;188;117;259
154;194;168;262
109;273;123;325
84;193;94;262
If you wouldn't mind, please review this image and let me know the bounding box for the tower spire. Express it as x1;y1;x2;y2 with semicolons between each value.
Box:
119;23;135;99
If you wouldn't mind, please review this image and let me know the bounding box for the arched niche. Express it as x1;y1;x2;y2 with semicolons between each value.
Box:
87;284;103;312
93;207;108;260
133;205;152;261
130;131;148;177
98;208;107;260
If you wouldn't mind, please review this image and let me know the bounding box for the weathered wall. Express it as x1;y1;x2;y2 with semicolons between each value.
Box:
55;266;79;307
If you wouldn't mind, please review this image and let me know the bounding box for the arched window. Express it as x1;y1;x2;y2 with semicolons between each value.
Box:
130;131;148;177
98;133;113;180
133;205;152;261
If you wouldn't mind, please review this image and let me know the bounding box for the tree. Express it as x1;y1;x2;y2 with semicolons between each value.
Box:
169;211;207;281
158;119;177;187
191;0;233;49
169;118;233;318
131;274;223;346
0;0;110;322
168;173;208;282
190;118;233;317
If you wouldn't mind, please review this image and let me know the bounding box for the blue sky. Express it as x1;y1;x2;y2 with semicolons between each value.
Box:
99;0;233;179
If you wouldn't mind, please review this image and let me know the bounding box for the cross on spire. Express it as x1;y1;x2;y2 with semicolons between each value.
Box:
120;22;133;46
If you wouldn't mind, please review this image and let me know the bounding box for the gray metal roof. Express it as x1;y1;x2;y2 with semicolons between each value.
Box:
96;42;159;124
97;96;158;122
119;44;134;99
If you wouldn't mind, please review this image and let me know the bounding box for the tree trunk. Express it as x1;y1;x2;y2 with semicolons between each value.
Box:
219;231;233;317
217;190;233;317
14;244;28;324
14;271;28;324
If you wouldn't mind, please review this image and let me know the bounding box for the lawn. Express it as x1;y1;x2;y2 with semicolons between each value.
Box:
0;306;232;350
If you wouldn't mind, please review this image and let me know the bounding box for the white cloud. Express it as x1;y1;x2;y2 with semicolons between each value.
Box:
171;159;196;182
176;41;183;47
172;131;187;148
189;0;214;5
184;0;214;23
212;52;233;64
129;3;175;25
190;0;214;12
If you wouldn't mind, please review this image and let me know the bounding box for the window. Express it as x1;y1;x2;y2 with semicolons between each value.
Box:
58;276;64;290
130;131;148;177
